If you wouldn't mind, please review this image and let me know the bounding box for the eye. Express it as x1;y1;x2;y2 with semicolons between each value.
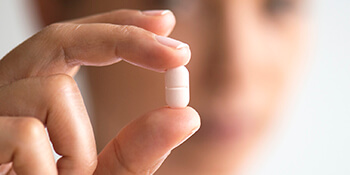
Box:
265;0;296;16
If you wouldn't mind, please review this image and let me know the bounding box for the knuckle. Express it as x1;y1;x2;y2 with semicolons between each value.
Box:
27;23;73;63
43;23;66;34
84;157;98;174
112;138;137;174
45;74;78;94
43;74;81;102
116;25;140;36
14;117;45;142
40;23;72;43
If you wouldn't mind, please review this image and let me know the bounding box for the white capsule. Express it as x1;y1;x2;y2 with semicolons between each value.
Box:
165;66;190;108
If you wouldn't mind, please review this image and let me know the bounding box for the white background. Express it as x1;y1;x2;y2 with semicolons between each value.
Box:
0;1;349;174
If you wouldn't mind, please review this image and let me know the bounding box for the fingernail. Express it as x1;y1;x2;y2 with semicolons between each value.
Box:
142;10;171;16
155;35;189;49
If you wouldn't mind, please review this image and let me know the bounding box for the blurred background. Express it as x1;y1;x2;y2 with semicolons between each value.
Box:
0;0;349;174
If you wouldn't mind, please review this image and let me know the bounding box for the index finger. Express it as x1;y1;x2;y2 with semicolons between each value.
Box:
0;13;189;85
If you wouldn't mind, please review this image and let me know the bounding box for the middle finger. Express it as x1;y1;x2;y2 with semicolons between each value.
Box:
0;10;189;85
70;9;176;36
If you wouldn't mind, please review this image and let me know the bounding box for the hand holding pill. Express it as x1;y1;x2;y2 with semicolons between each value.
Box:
0;9;200;175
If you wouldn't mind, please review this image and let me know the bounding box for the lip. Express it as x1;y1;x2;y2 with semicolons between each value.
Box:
192;113;257;144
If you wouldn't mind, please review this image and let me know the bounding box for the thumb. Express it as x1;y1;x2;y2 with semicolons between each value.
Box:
94;107;200;175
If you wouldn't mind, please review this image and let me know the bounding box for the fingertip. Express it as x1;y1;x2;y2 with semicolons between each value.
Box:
185;106;201;129
157;10;176;36
151;106;201;140
175;106;201;131
182;45;192;66
149;36;191;71
173;43;192;67
140;9;176;36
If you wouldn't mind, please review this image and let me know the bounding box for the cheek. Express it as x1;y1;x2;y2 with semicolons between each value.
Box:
171;6;304;112
237;25;304;121
242;24;303;93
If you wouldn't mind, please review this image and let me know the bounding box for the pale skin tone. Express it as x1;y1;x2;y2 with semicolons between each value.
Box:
0;0;305;174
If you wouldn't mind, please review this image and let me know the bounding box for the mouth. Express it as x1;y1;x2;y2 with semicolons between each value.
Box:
192;112;258;144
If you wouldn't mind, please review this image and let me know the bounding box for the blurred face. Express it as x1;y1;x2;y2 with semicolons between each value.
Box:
38;0;306;174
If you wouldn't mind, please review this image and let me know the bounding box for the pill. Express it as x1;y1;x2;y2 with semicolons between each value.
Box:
165;66;190;108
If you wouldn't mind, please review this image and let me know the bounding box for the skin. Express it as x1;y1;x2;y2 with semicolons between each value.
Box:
0;0;306;174
0;10;199;174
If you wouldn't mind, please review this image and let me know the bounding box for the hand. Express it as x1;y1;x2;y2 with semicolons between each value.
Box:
0;9;200;175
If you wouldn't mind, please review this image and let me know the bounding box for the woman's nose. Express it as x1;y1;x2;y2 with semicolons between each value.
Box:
201;1;254;94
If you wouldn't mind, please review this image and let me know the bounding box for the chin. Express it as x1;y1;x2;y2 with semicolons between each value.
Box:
158;112;265;174
194;110;262;144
